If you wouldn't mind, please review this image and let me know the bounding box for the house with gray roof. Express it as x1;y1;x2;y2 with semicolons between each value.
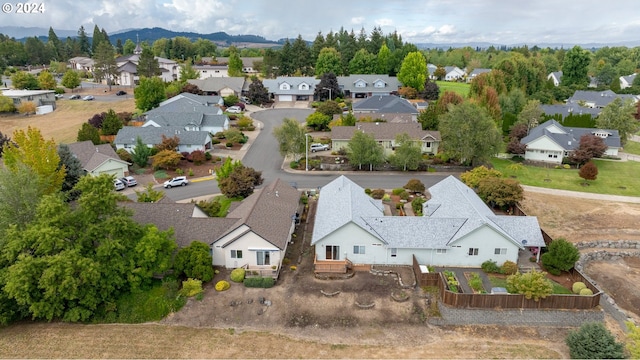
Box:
352;95;420;121
567;90;639;108
213;57;262;74
262;77;320;102
311;176;544;270
114;126;212;154
331;122;440;156
466;68;491;83
444;66;465;81
336;75;401;98
159;93;224;108
124;179;300;278
187;77;247;97
143;113;229;134
521;120;621;164
541;104;601;119
620;73;637;89
66;140;131;178
547;71;563;87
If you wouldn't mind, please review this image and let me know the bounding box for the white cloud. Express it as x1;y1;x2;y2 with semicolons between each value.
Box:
351;17;365;25
437;25;455;36
374;18;394;27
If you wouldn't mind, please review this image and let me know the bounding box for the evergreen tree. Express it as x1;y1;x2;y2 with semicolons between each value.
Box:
228;46;244;77
561;45;591;87
92;42;118;90
137;47;160;78
566;322;625;359
77;25;90;56
91;25;104;56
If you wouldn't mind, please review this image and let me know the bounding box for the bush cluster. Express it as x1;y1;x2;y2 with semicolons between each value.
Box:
214;280;230;291
179;278;203;297
230;268;246;283
243;277;274;288
500;260;518;275
572;281;587;294
481;260;500;273
370;189;385;199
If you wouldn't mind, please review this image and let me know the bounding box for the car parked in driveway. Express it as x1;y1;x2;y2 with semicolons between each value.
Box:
114;179;125;191
120;176;137;187
226;106;242;113
163;176;189;188
83;95;95;101
310;143;330;152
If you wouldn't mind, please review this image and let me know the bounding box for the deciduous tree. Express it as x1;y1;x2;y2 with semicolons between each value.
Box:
561;45;591;87
314;72;341;101
397;51;427;92
597;97;638;145
347;131;385;171
627;321;640;359
10;71;39;90
477;177;524;210
389;133;422;171
247;78;270;105
540;238;580;275
438;102;501;166
460;165;502;189
228;47;244;77
218;165;263;199
348;48;377;74
570;134;608;165
151;149;182;170
403;179;425;194
61;70;81;91
135;76;166;112
506;269;553;301
37;71;57;90
272;118;306;161
578;161;598;184
173;241;214;282
315;47;343;76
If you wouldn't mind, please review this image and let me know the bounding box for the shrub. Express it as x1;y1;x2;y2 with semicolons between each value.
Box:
411;197;426;215
395;203;403;210
204;152;212;160
563;164;571;169
290;160;299;169
500;260;518;275
382;193;391;202
16;101;36;114
541;238;580;275
565;322;625;359
116;148;132;162
176;168;184;175
215;280;230;291
225;142;233;148
468;273;484;292
370;189;385;199
230;268;246;283
506;269;553;301
243;277;274;288
399;190;410;201
572;281;587;294
579;288;593;296
188;168;194;176
290;266;297;271
364;188;372;195
392;188;405;195
190;150;206;165
481;260;500;274
179;278;203;297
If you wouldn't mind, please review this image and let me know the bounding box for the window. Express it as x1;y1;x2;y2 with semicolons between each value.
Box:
468;248;479;256
256;251;270;265
494;248;507;255
425;142;431;148
391;248;397;257
436;249;447;254
231;250;243;259
353;245;365;254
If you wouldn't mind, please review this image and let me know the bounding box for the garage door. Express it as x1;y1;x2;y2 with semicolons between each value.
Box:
279;95;293;102
99;168;124;179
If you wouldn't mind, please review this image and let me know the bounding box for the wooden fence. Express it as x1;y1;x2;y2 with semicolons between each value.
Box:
412;256;601;310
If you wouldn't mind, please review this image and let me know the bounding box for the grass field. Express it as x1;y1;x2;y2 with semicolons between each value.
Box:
0;98;137;144
622;140;640;155
436;81;470;98
491;158;640;196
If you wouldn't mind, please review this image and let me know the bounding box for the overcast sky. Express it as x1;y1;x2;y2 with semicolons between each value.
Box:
3;0;640;45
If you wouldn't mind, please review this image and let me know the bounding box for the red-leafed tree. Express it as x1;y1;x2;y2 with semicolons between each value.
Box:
570;134;608;165
579;161;598;184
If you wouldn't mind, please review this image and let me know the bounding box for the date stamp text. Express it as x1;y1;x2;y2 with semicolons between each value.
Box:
2;3;45;14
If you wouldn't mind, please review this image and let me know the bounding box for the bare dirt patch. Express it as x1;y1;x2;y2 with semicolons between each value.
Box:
585;257;640;324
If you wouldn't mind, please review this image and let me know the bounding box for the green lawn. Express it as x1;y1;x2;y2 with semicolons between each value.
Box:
436;81;470;98
488;275;571;294
622;140;640;155
490;158;640;196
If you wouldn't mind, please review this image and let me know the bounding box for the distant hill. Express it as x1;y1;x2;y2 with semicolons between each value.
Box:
0;26;77;39
110;27;280;46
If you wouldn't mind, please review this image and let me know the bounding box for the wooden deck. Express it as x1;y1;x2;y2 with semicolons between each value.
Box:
313;256;353;273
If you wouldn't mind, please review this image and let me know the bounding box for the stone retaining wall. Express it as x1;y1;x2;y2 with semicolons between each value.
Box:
575;240;640;250
430;303;604;327
370;265;416;289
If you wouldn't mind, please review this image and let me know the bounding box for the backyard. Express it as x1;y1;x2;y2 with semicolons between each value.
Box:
435;80;470;98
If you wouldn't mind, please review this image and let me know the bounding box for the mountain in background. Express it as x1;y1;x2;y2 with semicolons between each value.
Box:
0;26;77;39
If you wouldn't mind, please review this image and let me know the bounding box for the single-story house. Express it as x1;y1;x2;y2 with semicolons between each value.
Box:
330;122;440;156
620;74;637;89
466;68;491;83
427;63;438;79
123;178;300;277
521;120;621;164
1;89;56;108
187;77;247;97
547;71;562;87
143;113;229;134
444;66;465;81
194;64;229;78
262;77;320;102
68;56;94;72
114;126;212;154
158;93;224;108
213;57;262;74
311;175;545;270
566;90;639;109
66;140;131;178
336;75;401;99
352;95;419;122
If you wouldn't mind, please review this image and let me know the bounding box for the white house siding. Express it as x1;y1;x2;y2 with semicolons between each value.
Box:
605;147;619;156
177;141;208;154
219;87;236;97
524;136;565;164
212;226;282;269
314;223;386;263
444;226;521;267
90;159;128;178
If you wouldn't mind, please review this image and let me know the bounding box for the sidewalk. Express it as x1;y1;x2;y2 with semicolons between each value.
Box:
522;185;640;204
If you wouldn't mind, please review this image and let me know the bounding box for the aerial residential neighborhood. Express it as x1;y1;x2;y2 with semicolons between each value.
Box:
1;3;640;358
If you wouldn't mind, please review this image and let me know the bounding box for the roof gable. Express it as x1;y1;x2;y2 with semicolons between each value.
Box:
66;141;128;171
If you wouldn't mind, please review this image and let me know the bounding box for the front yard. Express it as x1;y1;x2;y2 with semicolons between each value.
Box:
491;158;640;196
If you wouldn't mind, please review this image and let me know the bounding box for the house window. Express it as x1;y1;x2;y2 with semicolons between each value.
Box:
436;249;447;254
494;248;507;255
426;142;431;148
353;245;365;254
256;251;270;265
468;248;479;256
390;248;397;257
231;250;243;259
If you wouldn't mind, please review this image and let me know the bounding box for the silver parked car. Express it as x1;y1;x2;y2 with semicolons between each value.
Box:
163;176;189;188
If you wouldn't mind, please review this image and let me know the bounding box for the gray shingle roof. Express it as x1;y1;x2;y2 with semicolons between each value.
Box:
146;97;222;116
567;90;639;108
352;95;418;114
521;120;621;150
114;126;210;147
541;104;601;118
468;68;491;77
311;176;385;244
312;175;545;250
187;77;246;93
262;77;320;95
337;75;401;93
331;123;440;142
66;140;129;172
221;179;300;250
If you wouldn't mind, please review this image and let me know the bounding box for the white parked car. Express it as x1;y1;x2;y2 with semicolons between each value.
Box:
114;179;125;191
226;106;242;113
164;176;189;188
120;176;137;187
310;143;329;152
